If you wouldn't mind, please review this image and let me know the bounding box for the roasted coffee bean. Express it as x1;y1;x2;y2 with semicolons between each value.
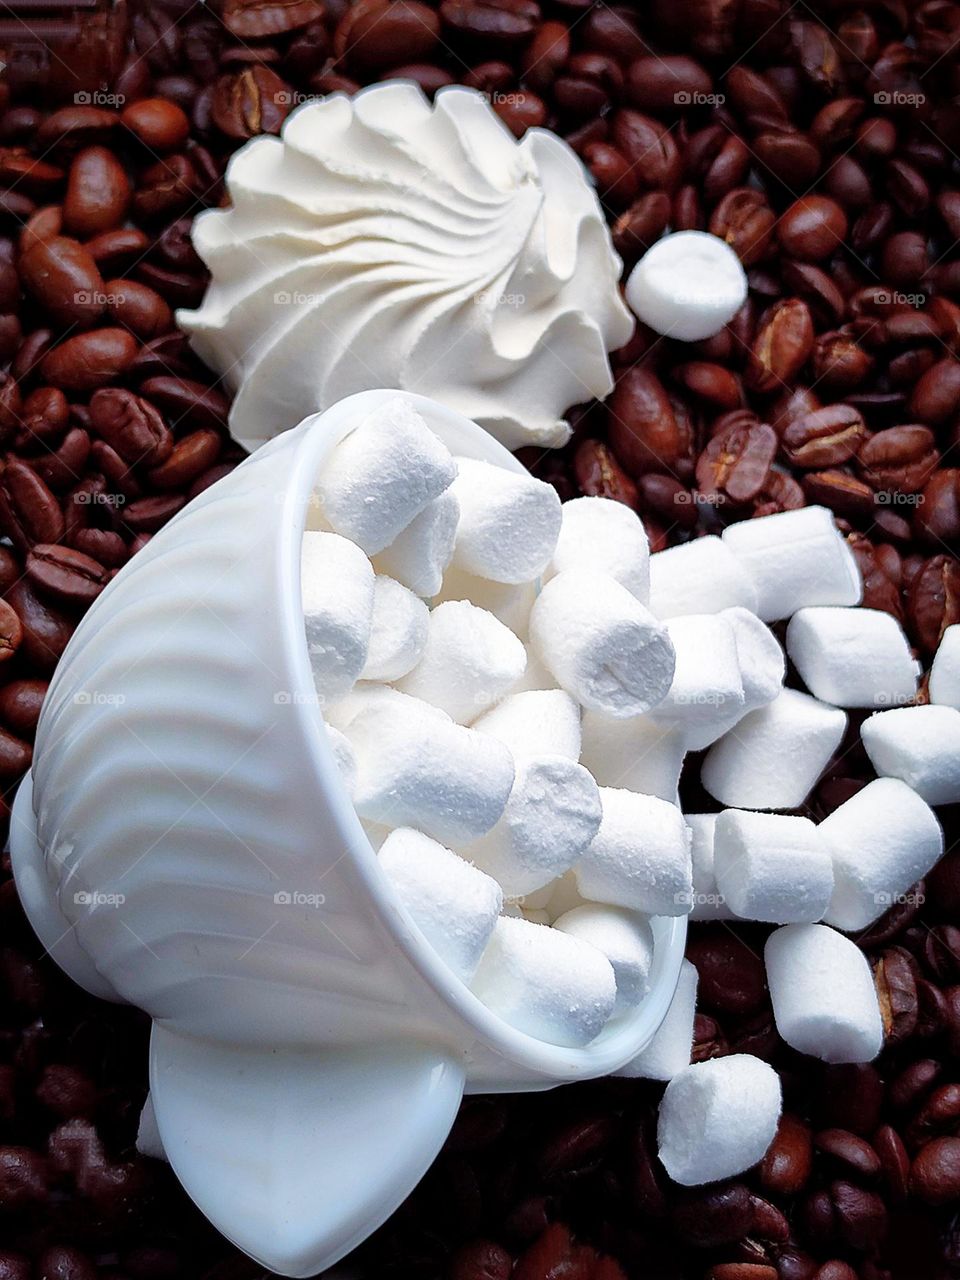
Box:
62;147;130;239
25;544;108;607
0;601;22;664
687;927;768;1016
909;358;960;425
916;470;960;547
814;1130;881;1182
5;580;73;672
0;461;65;551
137;376;228;430
608;367;689;478
873;1124;910;1201
0;679;46;737
39;328;138;392
671;1183;754;1248
88;388;173;467
857;426;939;493
19;237;105;330
875;947;919;1044
121;98;190;151
911;1137;960;1205
760;1113;813;1197
709;189;776;266
782;405;865;468
696;416;776;505
573;438;638;506
907;554;960;654
778;196;849;262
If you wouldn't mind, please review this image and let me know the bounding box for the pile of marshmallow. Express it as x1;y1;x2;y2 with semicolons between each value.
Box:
298;395;960;1189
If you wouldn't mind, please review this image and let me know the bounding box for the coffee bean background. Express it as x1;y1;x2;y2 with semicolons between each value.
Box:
1;0;960;1276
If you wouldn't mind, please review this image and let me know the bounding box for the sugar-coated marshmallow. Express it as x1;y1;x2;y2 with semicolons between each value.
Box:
378;828;502;982
930;625;960;710
374;488;459;598
786;607;919;708
545;496;650;602
625;231;748;342
473;689;582;762
451;458;562;584
346;691;515;844
464;756;602;896
653;614;745;749
684;814;732;921
360;576;429;682
765;924;884;1063
580;710;686;802
702;688;847;810
300;530;374;702
722;606;785;710
714;810;833;924
470;917;616;1047
861;704;960;806
657;1055;782;1185
316;398;456;554
435;568;537;639
648;536;759;620
576;788;693;917
397;600;526;725
617;958;698;1081
722;506;862;623
530;571;675;718
820;778;944;931
553;904;654;1012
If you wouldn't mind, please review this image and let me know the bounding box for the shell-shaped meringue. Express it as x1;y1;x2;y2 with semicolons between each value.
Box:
179;83;634;452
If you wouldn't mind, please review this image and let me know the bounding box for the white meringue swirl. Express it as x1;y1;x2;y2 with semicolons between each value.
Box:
179;82;634;452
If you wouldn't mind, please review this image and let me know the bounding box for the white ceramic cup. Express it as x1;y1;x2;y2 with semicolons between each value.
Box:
10;390;686;1277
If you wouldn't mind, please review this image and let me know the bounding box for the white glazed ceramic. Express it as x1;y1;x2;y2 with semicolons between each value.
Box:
10;389;686;1278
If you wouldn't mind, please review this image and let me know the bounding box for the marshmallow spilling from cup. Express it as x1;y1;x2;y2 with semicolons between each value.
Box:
10;388;954;1276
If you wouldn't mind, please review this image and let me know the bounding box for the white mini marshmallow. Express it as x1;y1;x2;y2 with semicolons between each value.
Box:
722;606;785;710
474;689;582;761
617;958;697;1080
374;488;459;598
554;903;654;1012
511;649;560;694
861;705;960;806
765;924;884;1063
576;788;693;916
930;625;960;710
722;506;862;623
685;813;733;921
714;810;833;924
657;1055;782;1186
580;711;686;802
360;576;429;682
346;691;515;844
324;723;358;797
451;458;562;584
316;397;456;554
324;681;405;732
378;827;502;982
464;756;602;896
702;688;847;811
543;869;586;921
545;496;650;602
652;614;745;750
470;916;616;1047
136;1094;165;1161
820;778;944;931
300;530;375;702
397;600;526;724
648;536;759;620
786;607;919;709
435;567;537;639
530;571;676;718
625;230;748;342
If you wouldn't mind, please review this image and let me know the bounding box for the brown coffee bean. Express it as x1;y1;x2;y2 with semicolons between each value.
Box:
104;278;172;339
121;98;190;151
70;528;127;568
612;192;671;260
857;426;939;494
6;580;73;672
626;56;712;113
137;376;229;431
88;388;173;468
910;550;960;651
608;367;689;478
62;147;130;239
911;1137;960;1205
916;470;960;546
610;111;681;191
0;461;65;552
573;438;638;507
146;429;221;490
670;1183;753;1248
32;428;92;495
440;0;539;48
0;678;46;738
708;1267;777;1280
782;405;866;468
815;1129;882;1182
19;205;63;255
909;358;960;425
449;1239;512;1280
84;227;150;276
686;926;768;1015
746;298;814;393
122;493;186;533
0;600;22;664
803;469;875;521
25;543;108;607
347;1;440;72
39;329;138;392
709;189;776;267
875;946;919;1044
778;195;849;262
760;1113;813;1197
19;237;105;330
872;1124;910;1201
696;417;776;504
211;66;292;140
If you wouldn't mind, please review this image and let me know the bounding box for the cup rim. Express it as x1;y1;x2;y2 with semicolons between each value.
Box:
275;389;687;1079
